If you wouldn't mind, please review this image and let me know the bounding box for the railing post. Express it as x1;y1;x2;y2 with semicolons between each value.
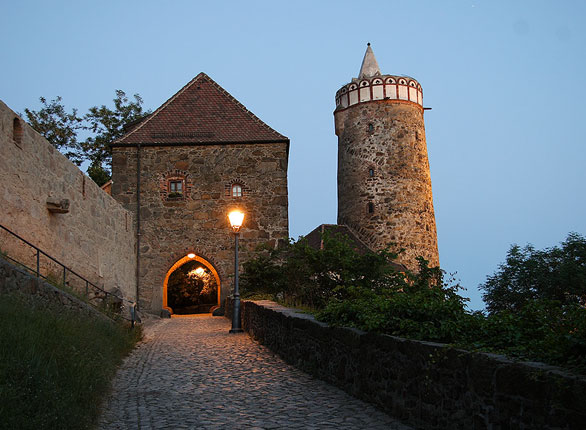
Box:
130;302;136;329
1;223;133;322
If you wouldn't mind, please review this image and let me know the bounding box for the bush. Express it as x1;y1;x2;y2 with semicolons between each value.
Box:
241;231;402;309
317;258;477;343
242;232;586;374
466;300;586;374
242;233;473;343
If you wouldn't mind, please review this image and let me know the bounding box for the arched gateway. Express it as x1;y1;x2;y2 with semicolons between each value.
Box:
162;254;221;315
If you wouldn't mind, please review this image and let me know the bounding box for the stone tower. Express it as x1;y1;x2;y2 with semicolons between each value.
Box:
334;44;439;269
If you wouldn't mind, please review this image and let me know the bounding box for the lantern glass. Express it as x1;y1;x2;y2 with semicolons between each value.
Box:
228;210;244;232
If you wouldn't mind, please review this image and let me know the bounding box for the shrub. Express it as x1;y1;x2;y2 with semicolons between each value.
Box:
242;233;473;343
242;232;586;374
241;231;402;309
317;258;476;343
469;300;586;374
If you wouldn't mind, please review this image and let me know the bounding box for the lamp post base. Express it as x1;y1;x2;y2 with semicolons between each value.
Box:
229;328;244;334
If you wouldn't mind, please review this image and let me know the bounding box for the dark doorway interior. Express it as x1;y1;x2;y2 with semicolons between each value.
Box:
167;260;218;314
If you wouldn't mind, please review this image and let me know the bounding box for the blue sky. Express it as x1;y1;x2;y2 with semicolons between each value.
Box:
2;1;585;310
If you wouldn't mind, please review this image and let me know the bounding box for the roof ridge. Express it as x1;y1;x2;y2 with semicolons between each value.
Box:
117;72;286;144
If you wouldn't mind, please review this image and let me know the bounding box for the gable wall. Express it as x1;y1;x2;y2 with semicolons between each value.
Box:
0;100;136;302
112;142;289;312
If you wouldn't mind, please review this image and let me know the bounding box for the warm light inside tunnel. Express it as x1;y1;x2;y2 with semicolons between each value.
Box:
163;254;221;315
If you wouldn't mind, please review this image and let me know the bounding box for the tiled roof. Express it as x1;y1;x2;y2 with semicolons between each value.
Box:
115;73;288;145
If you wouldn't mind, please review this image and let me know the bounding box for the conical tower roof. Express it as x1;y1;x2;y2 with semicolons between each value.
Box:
358;43;381;78
335;44;423;111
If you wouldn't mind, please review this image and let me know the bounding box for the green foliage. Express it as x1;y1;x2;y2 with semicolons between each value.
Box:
86;161;112;187
81;90;148;182
241;232;401;309
243;232;586;374
476;233;586;373
0;293;141;429
469;300;586;374
23;91;149;185
23;97;83;164
242;233;472;343
317;258;476;343
480;232;586;313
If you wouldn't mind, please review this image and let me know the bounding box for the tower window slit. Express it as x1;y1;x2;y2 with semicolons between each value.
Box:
13;118;23;145
368;202;374;214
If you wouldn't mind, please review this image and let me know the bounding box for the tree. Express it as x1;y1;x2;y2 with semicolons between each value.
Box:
23;97;83;165
480;232;586;313
81;90;148;184
23;91;149;186
86;161;112;187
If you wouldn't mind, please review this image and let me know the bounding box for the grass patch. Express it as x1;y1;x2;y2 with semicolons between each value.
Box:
0;293;141;429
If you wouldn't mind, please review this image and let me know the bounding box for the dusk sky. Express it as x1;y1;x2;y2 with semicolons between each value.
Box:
2;1;585;310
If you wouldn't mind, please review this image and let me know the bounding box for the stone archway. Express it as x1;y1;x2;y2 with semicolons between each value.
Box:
162;254;221;315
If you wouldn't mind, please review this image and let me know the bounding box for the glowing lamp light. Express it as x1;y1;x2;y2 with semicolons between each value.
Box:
187;253;196;259
228;210;245;233
195;267;205;276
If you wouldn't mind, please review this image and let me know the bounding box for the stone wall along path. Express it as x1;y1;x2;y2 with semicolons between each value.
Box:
99;315;412;430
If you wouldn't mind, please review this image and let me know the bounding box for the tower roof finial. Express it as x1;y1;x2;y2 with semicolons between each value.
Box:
358;43;380;78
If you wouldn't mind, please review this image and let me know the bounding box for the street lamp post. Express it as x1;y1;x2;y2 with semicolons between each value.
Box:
228;210;245;334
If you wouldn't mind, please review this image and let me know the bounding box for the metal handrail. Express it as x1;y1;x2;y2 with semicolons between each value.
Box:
0;223;136;325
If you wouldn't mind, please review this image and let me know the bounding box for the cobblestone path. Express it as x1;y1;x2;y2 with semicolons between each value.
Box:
99;315;412;430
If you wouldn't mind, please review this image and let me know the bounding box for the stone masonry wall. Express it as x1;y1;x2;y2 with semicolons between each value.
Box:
228;299;586;430
0;100;136;301
112;142;288;312
335;100;439;270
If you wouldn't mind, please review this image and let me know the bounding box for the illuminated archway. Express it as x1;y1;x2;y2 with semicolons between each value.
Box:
163;254;221;314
